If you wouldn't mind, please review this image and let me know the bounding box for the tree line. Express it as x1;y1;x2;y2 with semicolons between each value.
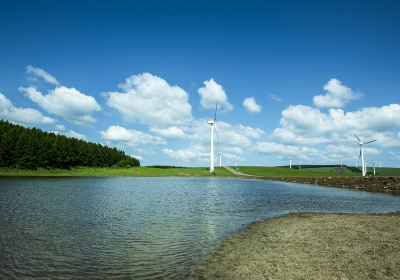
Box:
0;120;140;169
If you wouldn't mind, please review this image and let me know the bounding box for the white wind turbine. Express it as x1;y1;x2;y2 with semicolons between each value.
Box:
289;157;293;169
208;104;220;172
353;133;376;177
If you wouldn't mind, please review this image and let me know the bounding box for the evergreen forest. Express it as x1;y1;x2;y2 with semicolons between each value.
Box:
0;120;140;169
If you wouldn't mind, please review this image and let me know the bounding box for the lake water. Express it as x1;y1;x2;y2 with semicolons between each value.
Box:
0;177;399;279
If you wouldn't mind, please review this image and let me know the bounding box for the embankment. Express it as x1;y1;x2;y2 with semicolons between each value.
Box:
264;176;400;196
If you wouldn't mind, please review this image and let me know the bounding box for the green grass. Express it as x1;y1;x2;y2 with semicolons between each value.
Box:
1;165;398;177
0;166;234;177
236;166;400;177
372;167;400;176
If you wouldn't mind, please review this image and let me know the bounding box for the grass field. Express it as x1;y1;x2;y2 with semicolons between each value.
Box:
0;166;233;177
235;166;400;177
0;165;399;177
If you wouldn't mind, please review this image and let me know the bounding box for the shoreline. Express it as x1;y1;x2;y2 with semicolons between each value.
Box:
200;212;400;280
1;167;399;196
259;176;400;196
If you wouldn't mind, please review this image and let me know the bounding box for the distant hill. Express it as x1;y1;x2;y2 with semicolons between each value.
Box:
0;120;140;169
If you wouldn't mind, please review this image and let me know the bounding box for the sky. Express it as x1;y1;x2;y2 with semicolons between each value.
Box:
0;0;400;167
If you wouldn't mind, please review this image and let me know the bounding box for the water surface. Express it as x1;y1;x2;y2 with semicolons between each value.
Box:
0;177;399;279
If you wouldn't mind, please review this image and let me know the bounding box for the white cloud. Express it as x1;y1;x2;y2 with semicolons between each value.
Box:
19;86;101;125
0;92;56;126
150;126;187;139
163;144;246;164
101;125;166;147
273;127;328;145
313;78;361;108
243;97;262;113
188;119;264;148
274;104;400;145
131;154;143;161
238;124;265;138
268;94;282;102
163;145;209;162
106;73;192;127
26;65;60;86
51;129;87;140
55;124;66;131
255;142;319;161
162;119;263;164
198;78;233;111
324;144;379;161
65;130;87;140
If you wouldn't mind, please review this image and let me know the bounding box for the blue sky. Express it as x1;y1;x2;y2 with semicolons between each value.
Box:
1;0;399;167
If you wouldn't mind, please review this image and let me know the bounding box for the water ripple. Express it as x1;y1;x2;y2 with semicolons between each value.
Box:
0;177;399;279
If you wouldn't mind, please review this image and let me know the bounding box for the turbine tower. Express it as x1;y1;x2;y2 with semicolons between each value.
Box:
208;104;219;172
289;157;293;169
353;133;376;177
219;152;222;167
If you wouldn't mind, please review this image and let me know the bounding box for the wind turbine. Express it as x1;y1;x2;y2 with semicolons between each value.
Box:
219;152;222;167
353;133;376;177
208;104;220;172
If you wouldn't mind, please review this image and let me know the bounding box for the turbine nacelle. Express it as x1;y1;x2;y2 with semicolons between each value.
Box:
207;120;215;125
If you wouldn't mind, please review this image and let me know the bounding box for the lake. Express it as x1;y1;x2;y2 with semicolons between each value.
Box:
0;177;399;279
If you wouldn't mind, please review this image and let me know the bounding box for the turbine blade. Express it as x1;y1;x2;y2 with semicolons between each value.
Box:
353;132;361;142
359;149;362;159
364;139;377;145
214;103;218;122
214;124;220;143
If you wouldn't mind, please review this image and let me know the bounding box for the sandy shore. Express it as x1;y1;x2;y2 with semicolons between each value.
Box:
200;213;400;280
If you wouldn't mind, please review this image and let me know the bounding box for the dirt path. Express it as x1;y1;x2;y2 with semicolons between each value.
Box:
200;213;400;280
223;166;259;177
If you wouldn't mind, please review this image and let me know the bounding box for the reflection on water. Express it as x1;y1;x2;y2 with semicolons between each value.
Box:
0;177;399;279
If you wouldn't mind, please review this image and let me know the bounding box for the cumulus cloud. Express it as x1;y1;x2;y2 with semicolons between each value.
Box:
0;92;56;126
274;104;400;146
131;154;143;161
101;125;166;147
313;78;361;108
255;142;319;161
243;97;262;113
150;126;188;139
198;78;233;111
163;145;209;162
19;86;101;125
188;119;264;147
106;73;192;127
324;144;379;161
52;129;87;140
55;124;66;131
26;65;60;86
65;130;87;140
162;119;264;164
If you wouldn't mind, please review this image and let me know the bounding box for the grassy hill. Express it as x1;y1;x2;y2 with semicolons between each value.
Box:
1;165;398;177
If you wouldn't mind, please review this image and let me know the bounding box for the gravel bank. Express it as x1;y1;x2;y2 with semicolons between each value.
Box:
200;213;400;280
263;176;400;196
